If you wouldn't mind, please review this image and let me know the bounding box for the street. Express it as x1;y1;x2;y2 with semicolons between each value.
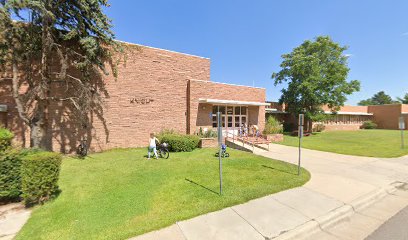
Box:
366;205;408;240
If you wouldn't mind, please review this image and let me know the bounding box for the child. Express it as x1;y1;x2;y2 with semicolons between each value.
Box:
148;133;159;159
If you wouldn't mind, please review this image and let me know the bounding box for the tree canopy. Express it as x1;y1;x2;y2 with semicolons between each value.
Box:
272;36;360;130
397;93;408;104
0;0;119;149
358;91;396;106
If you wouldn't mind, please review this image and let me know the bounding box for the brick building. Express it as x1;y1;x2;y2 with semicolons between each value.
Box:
266;102;408;131
0;42;267;152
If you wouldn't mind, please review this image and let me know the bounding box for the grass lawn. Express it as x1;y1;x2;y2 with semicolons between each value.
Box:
277;130;408;158
16;148;309;240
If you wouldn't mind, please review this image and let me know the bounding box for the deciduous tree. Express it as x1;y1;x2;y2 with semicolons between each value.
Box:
272;36;360;131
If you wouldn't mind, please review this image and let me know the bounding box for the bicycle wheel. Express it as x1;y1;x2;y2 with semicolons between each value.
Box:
156;149;163;158
224;153;230;158
162;149;169;159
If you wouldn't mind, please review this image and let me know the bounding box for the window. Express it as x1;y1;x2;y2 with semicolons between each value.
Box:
228;116;233;127
241;107;247;115
235;106;241;115
227;106;233;115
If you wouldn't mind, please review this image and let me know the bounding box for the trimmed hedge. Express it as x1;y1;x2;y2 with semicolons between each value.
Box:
0;128;14;151
0;148;22;201
361;121;378;129
159;134;200;152
21;151;62;206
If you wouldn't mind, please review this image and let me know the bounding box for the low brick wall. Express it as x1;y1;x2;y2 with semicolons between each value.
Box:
199;138;218;148
266;134;284;142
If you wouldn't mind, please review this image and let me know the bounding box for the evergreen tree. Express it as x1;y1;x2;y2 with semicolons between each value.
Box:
0;0;120;149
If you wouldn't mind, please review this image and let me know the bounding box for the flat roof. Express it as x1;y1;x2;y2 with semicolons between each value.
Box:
115;40;209;60
199;98;270;106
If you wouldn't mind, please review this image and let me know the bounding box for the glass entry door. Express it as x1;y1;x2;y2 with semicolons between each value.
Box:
212;105;248;130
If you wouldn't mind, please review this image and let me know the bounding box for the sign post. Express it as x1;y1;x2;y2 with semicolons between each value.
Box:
298;114;304;176
399;116;405;149
217;112;223;195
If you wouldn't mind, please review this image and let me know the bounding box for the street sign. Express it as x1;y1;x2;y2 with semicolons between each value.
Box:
298;114;304;126
399;117;405;130
298;125;304;138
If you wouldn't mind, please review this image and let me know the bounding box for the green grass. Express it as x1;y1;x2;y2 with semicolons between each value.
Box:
16;148;309;240
277;130;408;158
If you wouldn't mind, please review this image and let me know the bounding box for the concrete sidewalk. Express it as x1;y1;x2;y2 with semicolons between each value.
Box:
131;145;408;240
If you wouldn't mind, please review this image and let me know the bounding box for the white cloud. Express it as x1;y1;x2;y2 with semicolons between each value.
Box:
344;53;353;57
402;32;408;36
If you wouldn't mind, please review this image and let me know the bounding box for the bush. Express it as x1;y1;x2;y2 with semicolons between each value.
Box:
263;116;283;134
361;121;378;129
0;148;22;201
312;123;326;132
21;151;62;206
197;127;218;138
0;128;14;151
283;122;295;132
158;134;200;152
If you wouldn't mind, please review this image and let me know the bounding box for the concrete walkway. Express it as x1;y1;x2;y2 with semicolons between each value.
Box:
131;144;408;240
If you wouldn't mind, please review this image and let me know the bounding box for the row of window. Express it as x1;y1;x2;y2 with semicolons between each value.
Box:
320;115;373;124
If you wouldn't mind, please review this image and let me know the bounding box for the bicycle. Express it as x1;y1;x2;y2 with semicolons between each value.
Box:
76;138;88;157
157;142;170;159
215;144;229;158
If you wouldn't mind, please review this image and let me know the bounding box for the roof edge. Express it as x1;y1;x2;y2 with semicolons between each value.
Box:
115;40;210;60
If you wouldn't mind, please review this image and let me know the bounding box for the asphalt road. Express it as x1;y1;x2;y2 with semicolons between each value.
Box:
365;205;408;240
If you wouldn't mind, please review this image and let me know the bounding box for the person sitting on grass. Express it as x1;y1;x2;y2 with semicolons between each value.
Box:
148;133;160;159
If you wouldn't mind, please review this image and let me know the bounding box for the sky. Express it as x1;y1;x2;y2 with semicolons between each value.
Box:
105;0;408;105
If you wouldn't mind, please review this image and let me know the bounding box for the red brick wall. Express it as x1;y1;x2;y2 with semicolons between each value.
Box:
2;44;211;152
368;104;402;130
188;80;266;133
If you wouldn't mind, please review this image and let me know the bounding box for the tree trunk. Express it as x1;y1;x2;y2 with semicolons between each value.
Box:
29;101;47;149
308;119;313;133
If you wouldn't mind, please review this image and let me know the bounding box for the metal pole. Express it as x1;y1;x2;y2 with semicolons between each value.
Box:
217;112;223;195
298;132;301;175
402;129;405;149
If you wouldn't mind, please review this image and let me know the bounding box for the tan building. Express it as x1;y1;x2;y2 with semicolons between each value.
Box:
266;102;408;131
0;43;267;153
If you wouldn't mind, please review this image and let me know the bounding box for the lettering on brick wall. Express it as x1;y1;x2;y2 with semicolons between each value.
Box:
129;98;154;104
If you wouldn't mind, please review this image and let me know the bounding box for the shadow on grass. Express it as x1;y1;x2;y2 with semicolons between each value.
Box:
261;165;297;175
185;178;220;195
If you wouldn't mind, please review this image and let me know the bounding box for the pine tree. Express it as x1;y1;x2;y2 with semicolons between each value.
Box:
0;0;120;149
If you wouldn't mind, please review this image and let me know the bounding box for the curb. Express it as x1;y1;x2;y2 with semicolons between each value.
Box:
272;183;401;240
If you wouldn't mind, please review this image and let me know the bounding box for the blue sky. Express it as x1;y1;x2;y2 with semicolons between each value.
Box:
105;0;408;104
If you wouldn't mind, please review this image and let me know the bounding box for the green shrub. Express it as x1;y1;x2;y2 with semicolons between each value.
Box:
0;148;22;201
0;128;14;151
21;151;62;206
159;134;200;152
283;122;294;132
361;121;378;129
263;116;283;134
312;123;326;132
197;128;218;138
